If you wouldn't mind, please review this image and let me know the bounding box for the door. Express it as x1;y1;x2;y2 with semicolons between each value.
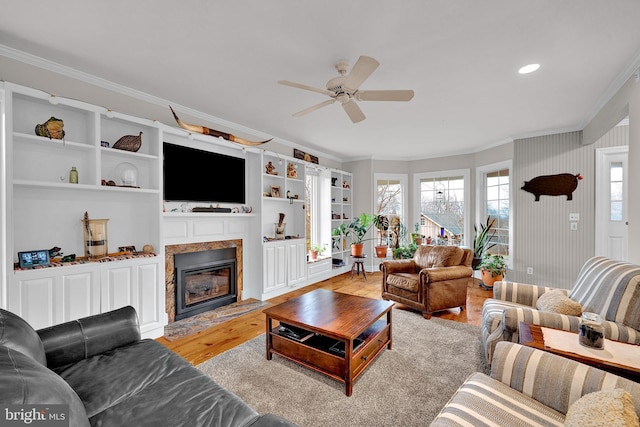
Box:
596;147;628;261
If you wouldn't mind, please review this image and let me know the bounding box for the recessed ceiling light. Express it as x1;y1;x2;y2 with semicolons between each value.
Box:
518;64;540;74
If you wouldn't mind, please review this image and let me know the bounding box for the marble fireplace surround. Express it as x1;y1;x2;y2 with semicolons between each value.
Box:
165;239;243;323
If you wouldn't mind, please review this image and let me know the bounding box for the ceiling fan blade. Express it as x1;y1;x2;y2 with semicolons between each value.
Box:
342;99;366;123
344;56;380;90
293;99;336;117
356;90;415;102
278;80;333;96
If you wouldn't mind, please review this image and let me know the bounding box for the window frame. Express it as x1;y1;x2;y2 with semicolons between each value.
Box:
374;173;408;245
413;169;471;247
476;160;513;269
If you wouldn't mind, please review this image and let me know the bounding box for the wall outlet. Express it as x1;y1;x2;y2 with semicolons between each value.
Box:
570;222;578;231
527;267;533;275
569;213;580;221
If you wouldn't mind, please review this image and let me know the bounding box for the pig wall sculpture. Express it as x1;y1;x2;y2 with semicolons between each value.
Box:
521;173;583;201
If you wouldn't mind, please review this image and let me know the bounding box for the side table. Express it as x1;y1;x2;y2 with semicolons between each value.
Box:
350;255;367;280
519;322;640;381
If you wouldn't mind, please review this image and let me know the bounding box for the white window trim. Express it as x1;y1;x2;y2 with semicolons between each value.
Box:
413;169;471;247
476;160;513;269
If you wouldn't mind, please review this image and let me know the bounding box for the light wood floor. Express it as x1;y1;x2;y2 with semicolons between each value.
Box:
156;271;492;365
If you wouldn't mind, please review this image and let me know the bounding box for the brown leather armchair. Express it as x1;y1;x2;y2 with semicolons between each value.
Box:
380;245;473;319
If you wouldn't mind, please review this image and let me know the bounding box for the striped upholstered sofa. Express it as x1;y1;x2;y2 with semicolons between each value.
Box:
431;341;640;426
481;256;640;365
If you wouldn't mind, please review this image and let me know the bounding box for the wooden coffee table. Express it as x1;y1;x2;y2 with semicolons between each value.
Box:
519;322;640;381
264;289;394;396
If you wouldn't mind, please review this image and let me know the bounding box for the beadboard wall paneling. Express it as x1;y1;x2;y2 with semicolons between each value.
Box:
512;126;628;288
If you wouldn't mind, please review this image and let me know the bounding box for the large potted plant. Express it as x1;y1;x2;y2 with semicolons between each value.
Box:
374;214;390;258
472;217;496;270
478;254;506;289
332;213;375;257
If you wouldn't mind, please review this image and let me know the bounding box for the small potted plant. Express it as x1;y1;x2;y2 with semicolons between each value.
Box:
410;222;424;245
478;253;506;289
309;244;326;261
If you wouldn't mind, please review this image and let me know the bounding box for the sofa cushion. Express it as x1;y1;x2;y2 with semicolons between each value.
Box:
569;257;640;331
386;273;419;292
565;389;639;427
0;345;90;427
55;338;260;427
0;308;46;366
430;372;565;426
536;289;582;316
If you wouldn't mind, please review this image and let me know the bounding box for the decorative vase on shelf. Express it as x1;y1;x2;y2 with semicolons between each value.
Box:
69;166;78;184
82;216;109;259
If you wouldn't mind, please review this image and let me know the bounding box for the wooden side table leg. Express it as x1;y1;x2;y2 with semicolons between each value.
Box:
362;263;367;280
351;262;356;279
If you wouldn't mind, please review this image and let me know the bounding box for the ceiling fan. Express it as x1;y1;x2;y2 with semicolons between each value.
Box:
278;55;414;123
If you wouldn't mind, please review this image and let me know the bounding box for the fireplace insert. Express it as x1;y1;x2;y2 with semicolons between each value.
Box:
174;248;237;321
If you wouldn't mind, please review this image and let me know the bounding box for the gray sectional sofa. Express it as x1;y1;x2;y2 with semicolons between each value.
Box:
482;256;640;365
431;341;640;426
0;306;296;427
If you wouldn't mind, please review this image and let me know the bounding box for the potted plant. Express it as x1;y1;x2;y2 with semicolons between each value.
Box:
374;214;390;258
392;242;418;259
332;213;375;257
473;217;497;270
410;222;424;245
478;253;506;289
309;244;326;261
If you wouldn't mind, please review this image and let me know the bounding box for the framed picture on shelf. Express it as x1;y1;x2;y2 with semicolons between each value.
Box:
270;185;281;198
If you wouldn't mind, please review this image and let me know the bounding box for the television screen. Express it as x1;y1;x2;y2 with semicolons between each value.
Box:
163;142;245;203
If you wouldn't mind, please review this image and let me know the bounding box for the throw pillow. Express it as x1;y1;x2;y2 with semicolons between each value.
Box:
536;289;582;316
565;389;639;427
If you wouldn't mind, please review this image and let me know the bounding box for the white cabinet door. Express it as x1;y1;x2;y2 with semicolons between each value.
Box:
59;268;101;324
8;266;100;330
100;258;162;335
263;243;287;292
286;240;307;287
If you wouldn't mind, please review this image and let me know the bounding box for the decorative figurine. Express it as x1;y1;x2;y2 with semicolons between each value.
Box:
35;117;65;140
48;247;63;258
265;161;278;175
287;162;298;178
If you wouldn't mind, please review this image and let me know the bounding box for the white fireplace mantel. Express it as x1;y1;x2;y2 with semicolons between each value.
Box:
162;212;261;302
162;213;256;245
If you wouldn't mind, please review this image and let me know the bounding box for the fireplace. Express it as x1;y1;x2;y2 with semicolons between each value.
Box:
165;239;243;323
174;248;237;321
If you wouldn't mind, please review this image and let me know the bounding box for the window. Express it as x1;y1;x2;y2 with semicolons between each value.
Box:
477;161;512;261
305;167;331;252
375;174;407;248
415;170;470;246
610;161;623;221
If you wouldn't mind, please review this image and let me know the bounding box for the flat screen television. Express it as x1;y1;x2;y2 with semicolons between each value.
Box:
163;142;245;203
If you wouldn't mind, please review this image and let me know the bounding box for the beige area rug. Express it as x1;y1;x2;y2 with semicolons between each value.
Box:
197;308;489;426
163;299;270;341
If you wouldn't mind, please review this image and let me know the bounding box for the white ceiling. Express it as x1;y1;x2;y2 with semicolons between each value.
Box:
1;1;640;161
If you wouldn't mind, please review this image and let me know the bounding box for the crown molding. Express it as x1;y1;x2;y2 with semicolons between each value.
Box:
0;43;344;164
581;47;640;128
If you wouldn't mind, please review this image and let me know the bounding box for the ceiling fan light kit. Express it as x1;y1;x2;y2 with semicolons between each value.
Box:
279;55;414;123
